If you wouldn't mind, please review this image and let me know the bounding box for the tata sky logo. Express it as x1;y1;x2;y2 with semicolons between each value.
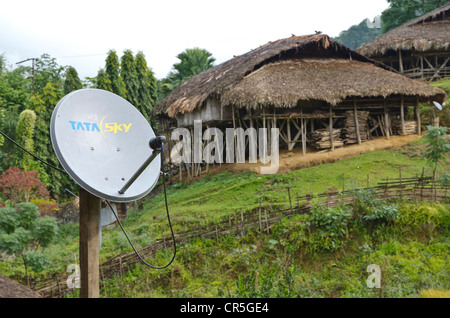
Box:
69;116;132;138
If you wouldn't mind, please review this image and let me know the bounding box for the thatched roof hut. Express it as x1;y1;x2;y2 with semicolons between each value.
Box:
356;4;450;81
154;34;445;121
154;34;446;172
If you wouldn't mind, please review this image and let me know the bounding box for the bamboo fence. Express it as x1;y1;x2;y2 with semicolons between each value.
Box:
30;175;449;298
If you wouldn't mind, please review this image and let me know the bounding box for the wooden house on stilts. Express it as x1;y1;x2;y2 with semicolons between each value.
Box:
356;4;450;82
153;34;446;169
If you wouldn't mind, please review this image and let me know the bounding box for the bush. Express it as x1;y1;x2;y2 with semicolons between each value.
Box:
0;166;59;215
309;204;352;252
397;203;450;234
0;167;49;203
0;202;58;275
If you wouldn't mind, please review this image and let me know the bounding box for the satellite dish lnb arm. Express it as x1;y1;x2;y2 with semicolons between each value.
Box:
118;136;166;195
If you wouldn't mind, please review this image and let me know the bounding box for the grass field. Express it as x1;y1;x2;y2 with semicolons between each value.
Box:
1;134;448;298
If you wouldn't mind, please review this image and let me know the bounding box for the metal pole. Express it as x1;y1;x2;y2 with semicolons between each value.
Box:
118;150;160;194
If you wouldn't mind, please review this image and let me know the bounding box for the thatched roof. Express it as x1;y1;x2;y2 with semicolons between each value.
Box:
0;274;42;298
356;4;450;57
221;59;446;108
154;34;447;119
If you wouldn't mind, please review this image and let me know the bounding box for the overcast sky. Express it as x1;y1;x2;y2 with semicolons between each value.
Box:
0;0;389;80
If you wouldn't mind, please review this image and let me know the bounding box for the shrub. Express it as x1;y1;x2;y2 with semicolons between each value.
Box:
309;204;352;252
0;167;49;203
0;166;59;215
0;202;58;275
397;203;449;233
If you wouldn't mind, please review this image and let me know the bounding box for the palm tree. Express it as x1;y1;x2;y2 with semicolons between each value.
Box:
159;48;215;99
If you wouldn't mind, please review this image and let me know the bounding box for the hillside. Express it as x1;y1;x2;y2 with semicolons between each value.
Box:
1;134;448;298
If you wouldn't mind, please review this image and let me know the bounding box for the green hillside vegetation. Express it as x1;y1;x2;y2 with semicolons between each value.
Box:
0;137;449;298
428;77;450;127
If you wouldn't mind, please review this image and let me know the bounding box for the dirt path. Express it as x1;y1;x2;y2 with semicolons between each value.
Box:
192;134;422;177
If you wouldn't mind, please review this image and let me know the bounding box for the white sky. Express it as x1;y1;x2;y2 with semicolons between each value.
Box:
0;0;389;80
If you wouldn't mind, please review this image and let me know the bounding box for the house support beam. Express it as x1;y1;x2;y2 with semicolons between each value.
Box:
398;49;404;73
384;100;390;140
415;97;421;135
301;109;306;155
353;98;361;144
400;96;405;135
329;105;334;150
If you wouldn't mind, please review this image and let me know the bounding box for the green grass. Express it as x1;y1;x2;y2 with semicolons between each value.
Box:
430;77;450;94
1;136;448;298
94;136;449;260
96;200;450;298
133;147;437;227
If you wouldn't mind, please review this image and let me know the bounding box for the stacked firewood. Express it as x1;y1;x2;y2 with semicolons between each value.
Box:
391;119;417;135
341;111;369;144
310;128;343;149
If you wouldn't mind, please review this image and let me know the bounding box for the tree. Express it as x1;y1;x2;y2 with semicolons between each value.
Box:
174;48;216;79
422;125;450;180
33;54;65;95
160;48;215;99
16;109;36;170
105;50;127;98
0;202;58;280
63;66;82;95
334;17;382;50
29;82;66;194
0;166;49;203
381;0;449;33
120;49;139;107
0;166;59;214
0;54;6;75
0;60;32;172
135;51;158;124
94;50;158;124
94;68;112;91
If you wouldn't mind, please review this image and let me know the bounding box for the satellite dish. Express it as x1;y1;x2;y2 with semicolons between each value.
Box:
50;89;161;202
433;101;442;111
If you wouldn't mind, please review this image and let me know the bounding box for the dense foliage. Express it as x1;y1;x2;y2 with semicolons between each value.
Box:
0;49;158;199
158;48;215;100
334;17;382;50
96;195;449;298
381;0;448;33
0;203;58;274
94;49;158;125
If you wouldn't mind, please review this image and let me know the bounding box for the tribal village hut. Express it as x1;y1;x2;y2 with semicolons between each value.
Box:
356;4;450;81
153;34;447;170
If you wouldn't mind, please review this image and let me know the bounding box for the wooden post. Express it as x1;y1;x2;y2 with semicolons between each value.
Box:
258;199;262;232
301;108;306;156
287;187;292;212
398;49;404;73
79;188;100;298
420;55;424;80
287;118;292;150
240;208;245;238
230;105;237;165
329;105;334;150
400;96;405;135
353;98;361;144
264;208;269;234
415;97;421;135
234;209;239;235
384;100;390;140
